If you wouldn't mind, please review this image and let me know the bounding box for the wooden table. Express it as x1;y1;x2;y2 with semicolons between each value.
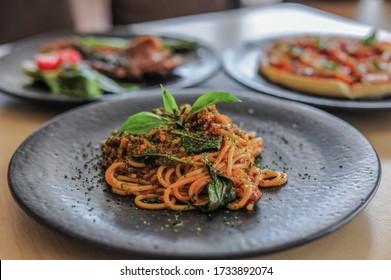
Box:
1;2;390;259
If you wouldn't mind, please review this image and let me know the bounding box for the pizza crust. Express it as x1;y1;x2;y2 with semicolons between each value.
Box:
260;64;391;99
351;82;391;99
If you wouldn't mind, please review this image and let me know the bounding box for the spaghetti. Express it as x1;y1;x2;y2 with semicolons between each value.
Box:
101;91;287;211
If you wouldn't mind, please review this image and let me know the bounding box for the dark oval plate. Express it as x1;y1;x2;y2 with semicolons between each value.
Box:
8;89;380;258
223;35;391;110
0;31;219;105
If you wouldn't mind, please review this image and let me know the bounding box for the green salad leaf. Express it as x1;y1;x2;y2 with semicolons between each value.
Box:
93;71;139;93
22;61;139;97
21;61;40;79
40;64;102;97
163;38;197;52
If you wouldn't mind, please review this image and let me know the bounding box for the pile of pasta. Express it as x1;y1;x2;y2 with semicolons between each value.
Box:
101;104;287;211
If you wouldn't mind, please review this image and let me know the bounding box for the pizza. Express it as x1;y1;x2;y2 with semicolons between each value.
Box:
259;34;391;99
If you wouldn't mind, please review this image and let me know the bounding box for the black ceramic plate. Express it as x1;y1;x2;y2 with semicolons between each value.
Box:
8;89;380;258
0;31;219;104
223;35;391;110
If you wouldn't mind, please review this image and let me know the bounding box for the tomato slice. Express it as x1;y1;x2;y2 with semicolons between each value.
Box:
59;49;82;66
35;49;82;70
35;52;61;70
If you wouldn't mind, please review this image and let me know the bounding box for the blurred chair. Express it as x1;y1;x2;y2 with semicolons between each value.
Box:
111;0;241;24
0;0;73;44
0;0;242;44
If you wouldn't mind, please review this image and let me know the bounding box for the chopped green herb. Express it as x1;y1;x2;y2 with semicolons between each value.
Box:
324;61;340;71
363;31;377;46
289;46;304;56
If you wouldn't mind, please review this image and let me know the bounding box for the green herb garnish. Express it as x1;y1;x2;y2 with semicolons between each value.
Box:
317;37;329;50
120;87;241;135
161;85;179;114
363;31;377;46
199;158;236;212
120;112;173;135
187;91;241;119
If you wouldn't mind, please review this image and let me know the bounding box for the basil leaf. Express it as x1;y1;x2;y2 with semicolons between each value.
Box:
161;85;179;114
363;31;377;46
40;64;102;97
172;130;222;153
201;162;236;212
120;112;173;135
187;92;241;118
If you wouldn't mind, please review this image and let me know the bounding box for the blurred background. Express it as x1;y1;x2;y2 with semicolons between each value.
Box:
1;0;391;44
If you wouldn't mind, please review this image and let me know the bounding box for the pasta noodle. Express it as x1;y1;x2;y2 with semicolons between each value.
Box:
101;98;287;212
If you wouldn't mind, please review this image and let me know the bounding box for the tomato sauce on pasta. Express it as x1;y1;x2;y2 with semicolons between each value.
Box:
101;95;287;211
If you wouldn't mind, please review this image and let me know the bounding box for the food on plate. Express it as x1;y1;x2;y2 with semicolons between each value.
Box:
259;32;391;99
101;86;287;211
22;35;196;97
